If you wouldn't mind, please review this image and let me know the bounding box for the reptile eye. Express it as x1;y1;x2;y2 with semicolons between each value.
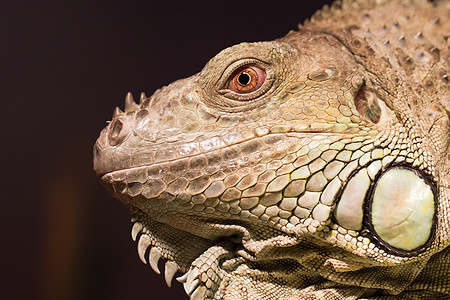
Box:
228;66;265;93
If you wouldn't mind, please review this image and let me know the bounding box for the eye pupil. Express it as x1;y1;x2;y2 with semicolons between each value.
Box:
237;72;251;85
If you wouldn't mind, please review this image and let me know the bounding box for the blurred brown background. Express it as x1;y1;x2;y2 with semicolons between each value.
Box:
1;1;333;299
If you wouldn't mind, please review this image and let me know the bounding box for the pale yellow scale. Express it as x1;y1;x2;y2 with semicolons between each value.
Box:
372;168;434;251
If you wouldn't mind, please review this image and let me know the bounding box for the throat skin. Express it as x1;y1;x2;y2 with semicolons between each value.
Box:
93;1;450;299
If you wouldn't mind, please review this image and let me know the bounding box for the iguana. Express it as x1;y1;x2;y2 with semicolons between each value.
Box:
93;0;450;299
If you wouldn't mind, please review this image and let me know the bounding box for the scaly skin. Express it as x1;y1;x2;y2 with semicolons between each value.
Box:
93;0;449;299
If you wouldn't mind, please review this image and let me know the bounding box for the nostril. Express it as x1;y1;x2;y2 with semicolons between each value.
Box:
108;119;128;146
111;119;123;138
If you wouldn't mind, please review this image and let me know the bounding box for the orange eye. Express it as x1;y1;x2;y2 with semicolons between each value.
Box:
228;66;265;93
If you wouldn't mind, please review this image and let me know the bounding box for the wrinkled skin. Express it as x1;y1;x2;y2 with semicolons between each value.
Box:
94;1;449;299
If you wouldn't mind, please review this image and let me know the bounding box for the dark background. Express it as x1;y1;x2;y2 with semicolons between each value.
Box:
1;1;333;299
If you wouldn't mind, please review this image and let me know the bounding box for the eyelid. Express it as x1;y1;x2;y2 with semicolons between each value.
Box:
217;59;267;88
215;58;274;103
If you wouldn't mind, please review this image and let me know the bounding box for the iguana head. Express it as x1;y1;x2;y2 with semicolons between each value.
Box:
94;1;449;299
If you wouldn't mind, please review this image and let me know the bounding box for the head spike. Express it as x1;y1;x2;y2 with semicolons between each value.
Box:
112;106;123;118
124;92;138;112
139;92;147;104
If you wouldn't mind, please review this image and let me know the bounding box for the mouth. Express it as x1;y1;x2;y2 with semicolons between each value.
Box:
94;128;346;297
93;124;348;179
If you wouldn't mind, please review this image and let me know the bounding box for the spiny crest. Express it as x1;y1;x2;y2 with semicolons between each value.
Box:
300;0;432;28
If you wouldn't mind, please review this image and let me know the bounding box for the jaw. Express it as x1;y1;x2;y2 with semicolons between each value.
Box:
128;206;426;299
99;155;438;299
